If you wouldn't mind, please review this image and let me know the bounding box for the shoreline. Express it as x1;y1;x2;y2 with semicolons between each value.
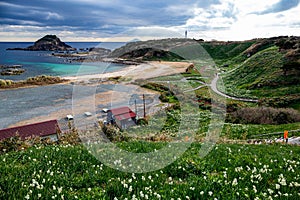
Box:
4;61;191;129
63;61;192;82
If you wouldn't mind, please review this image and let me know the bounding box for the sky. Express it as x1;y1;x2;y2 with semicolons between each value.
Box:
0;0;300;42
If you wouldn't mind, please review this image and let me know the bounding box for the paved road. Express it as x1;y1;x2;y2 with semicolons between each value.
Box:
157;75;258;103
210;74;258;102
179;74;258;103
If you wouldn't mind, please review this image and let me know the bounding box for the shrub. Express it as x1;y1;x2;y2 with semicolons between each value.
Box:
100;123;127;142
137;118;148;125
0;79;6;87
259;95;300;108
5;80;12;86
227;106;300;125
58;128;81;145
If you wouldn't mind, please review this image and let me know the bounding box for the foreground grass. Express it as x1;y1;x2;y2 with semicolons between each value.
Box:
1;142;299;199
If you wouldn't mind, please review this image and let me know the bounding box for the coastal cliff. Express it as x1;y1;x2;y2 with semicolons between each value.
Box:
7;35;75;51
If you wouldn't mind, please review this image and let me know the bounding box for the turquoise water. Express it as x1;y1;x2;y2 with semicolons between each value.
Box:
0;42;126;80
20;61;124;76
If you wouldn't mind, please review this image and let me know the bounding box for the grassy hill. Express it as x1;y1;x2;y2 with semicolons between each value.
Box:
214;36;300;110
199;40;255;64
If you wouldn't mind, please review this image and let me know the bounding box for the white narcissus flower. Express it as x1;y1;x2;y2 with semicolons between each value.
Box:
232;178;238;186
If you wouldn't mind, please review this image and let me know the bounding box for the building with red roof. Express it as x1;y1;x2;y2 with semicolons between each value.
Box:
0;120;60;141
107;107;137;129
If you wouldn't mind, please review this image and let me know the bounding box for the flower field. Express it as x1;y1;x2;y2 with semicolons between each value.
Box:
1;142;299;199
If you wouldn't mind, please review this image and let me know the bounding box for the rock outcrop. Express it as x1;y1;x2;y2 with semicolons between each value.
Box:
0;65;25;76
7;35;75;51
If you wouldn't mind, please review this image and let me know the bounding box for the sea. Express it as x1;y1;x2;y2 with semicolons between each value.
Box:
0;42;128;129
0;42;126;80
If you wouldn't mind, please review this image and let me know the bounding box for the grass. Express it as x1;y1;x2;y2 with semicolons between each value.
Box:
200;41;255;64
1;142;299;199
219;46;300;100
221;122;300;140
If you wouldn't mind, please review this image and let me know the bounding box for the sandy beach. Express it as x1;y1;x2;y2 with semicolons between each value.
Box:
7;61;191;128
64;61;192;82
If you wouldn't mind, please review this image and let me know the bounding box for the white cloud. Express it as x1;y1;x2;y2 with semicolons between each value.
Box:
45;12;64;20
182;0;300;40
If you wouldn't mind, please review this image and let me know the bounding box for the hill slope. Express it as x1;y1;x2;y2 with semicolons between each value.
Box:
217;36;300;108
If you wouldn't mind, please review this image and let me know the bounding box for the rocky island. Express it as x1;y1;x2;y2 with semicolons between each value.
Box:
7;35;75;51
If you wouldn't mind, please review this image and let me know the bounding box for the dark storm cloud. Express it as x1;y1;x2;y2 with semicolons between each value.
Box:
0;0;205;35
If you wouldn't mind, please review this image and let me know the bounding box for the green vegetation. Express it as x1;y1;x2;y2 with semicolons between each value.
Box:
200;41;255;64
1;142;300;199
136;72;300;140
220;47;285;98
227;107;300;125
0;75;68;89
215;37;300;105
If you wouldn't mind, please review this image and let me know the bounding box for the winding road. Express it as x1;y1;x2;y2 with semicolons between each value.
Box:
210;74;258;103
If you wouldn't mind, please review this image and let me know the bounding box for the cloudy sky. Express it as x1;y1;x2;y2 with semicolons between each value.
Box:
0;0;300;42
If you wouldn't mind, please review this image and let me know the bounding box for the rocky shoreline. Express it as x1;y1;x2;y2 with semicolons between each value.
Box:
0;65;25;76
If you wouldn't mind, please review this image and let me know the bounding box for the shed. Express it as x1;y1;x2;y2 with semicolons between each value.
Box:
107;107;137;129
0;120;60;141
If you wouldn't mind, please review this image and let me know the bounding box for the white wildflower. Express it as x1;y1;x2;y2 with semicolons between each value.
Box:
232;178;238;186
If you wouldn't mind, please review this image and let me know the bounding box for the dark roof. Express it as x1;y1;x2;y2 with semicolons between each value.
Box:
109;107;136;121
0;120;60;141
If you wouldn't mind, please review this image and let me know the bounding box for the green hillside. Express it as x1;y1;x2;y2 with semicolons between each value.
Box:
200;40;255;64
222;47;284;96
215;36;300;109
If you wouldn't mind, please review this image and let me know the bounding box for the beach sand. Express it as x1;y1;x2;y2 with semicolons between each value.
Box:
64;61;191;81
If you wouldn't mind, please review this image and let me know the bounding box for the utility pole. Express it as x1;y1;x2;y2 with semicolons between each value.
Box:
143;94;146;118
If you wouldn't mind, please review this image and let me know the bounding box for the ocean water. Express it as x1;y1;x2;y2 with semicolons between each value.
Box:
0;42;129;129
0;42;126;80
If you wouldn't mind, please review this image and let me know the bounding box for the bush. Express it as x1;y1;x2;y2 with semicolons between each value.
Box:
100;123;127;142
0;79;6;87
259;95;300;108
137;118;148;125
227;106;300;125
5;80;12;86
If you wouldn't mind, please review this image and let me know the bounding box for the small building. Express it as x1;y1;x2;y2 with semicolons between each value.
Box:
107;107;137;129
0;120;61;142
